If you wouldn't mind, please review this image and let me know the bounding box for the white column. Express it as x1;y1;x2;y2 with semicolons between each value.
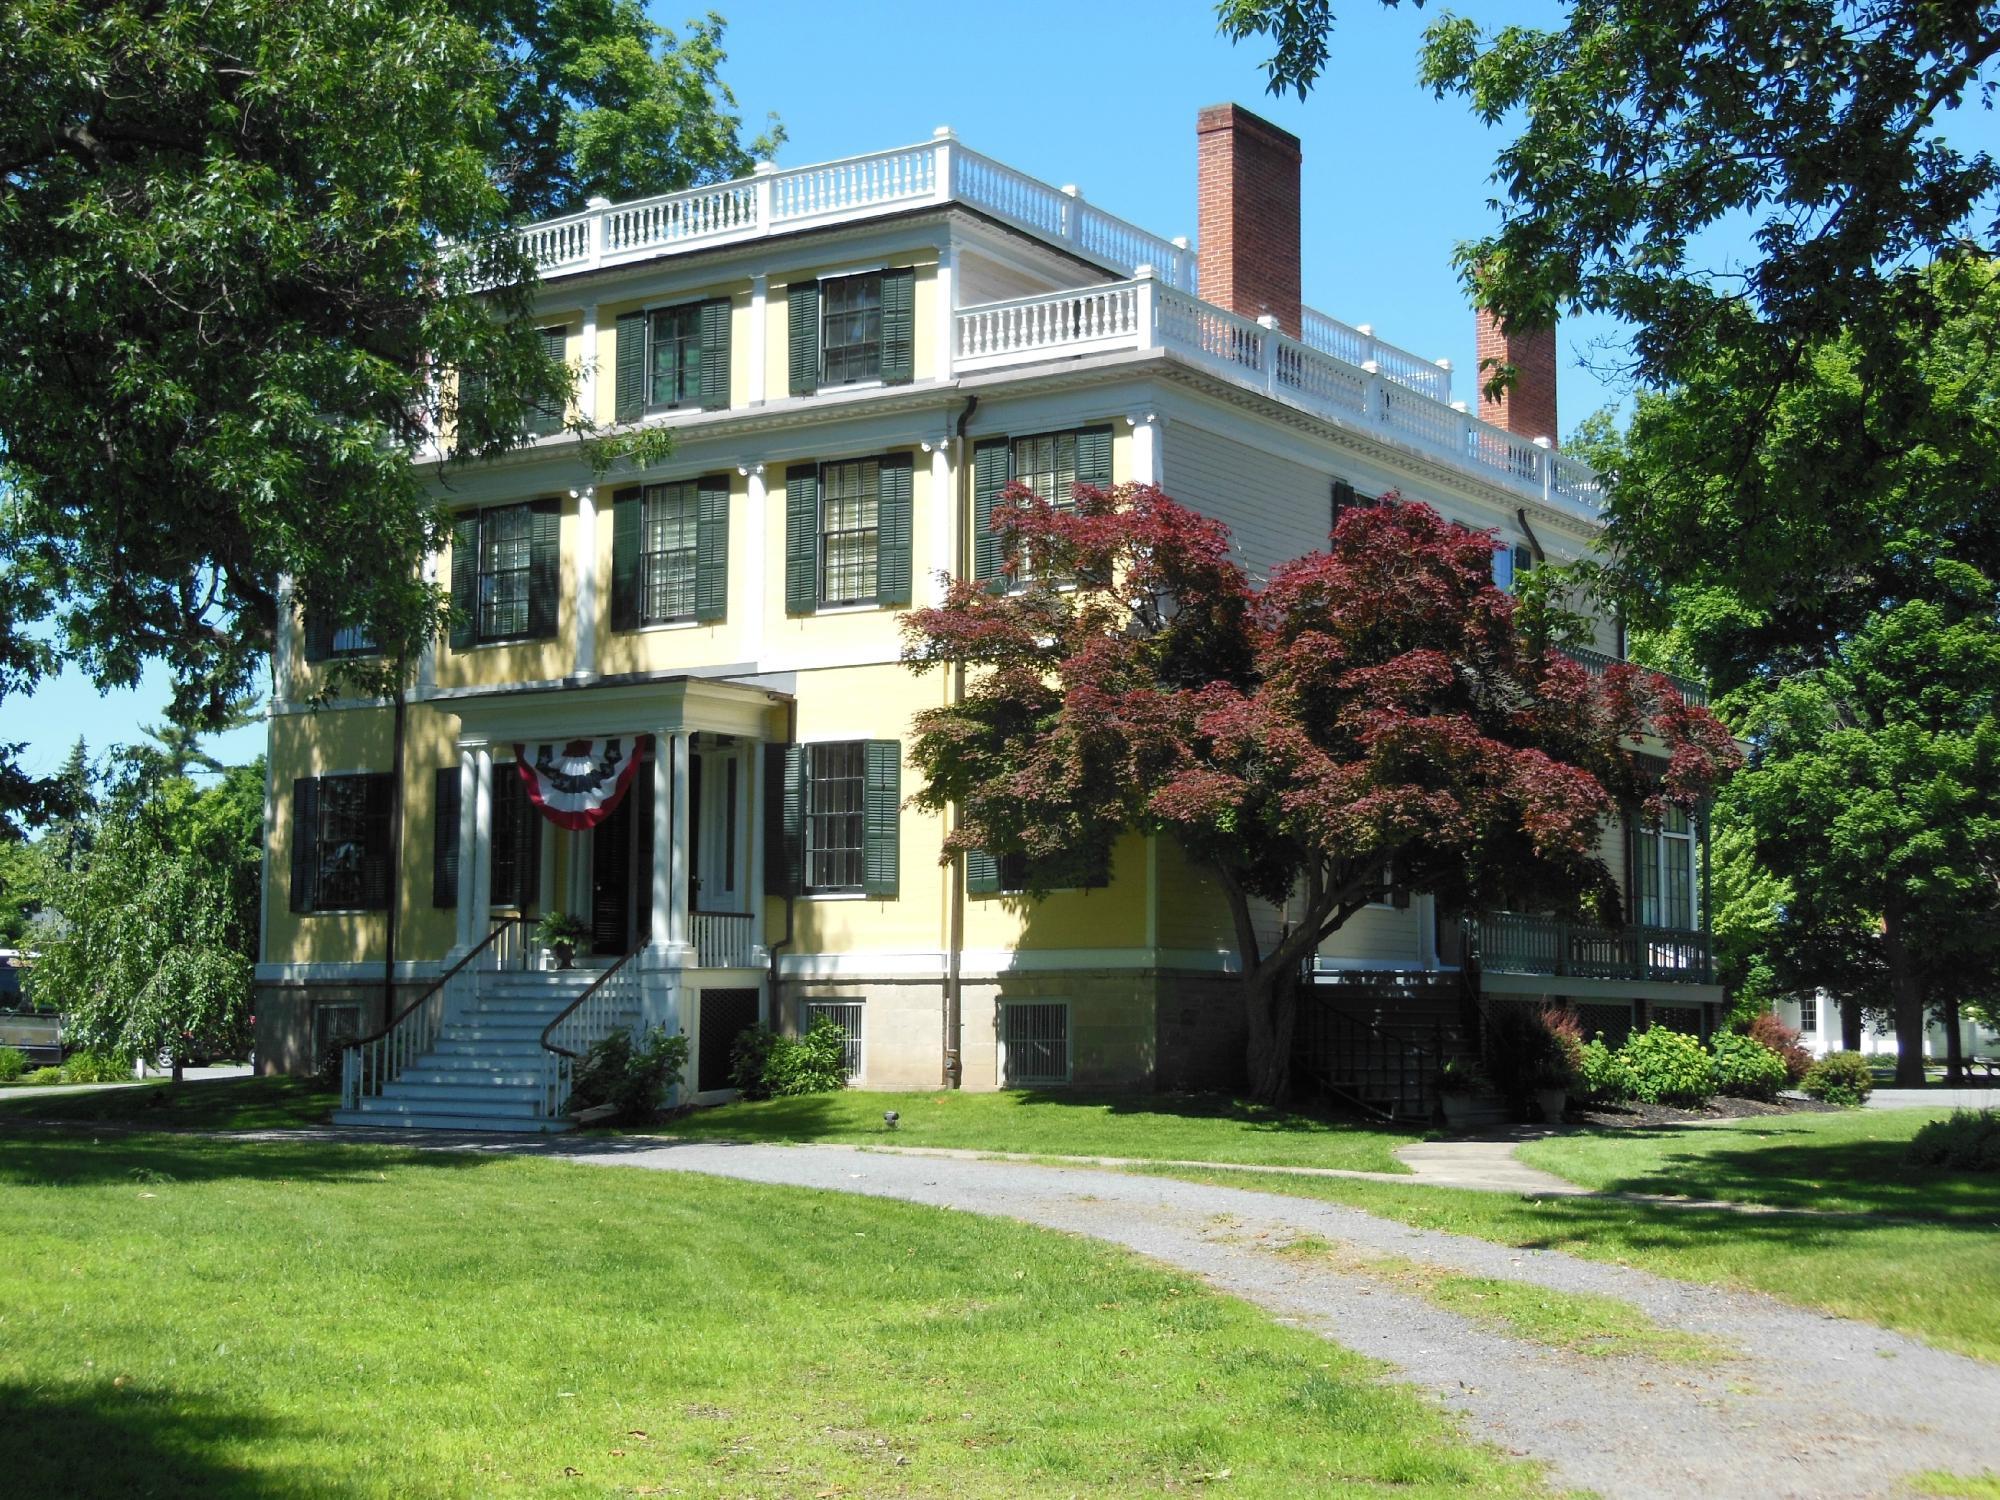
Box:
577;303;600;424
470;745;495;943
1125;412;1162;487
668;731;692;955
572;484;598;681
924;437;953;602
746;741;767;955
273;576;295;706
934;243;956;382
454;746;478;951
536;807;557;920
746;274;768;406
738;463;766;667
650;732;675;956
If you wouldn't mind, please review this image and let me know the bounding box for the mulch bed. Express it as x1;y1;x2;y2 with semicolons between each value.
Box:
1568;1094;1841;1128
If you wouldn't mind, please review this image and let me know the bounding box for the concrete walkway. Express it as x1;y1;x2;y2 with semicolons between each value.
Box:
1867;1087;1997;1111
503;1135;2000;1500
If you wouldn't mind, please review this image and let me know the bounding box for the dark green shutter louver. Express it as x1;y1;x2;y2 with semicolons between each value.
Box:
449;513;479;650
784;464;819;614
289;777;319;912
610;485;642;631
302;605;334;664
433;767;460;908
615;310;647;422
528;497;561;640
1331;478;1356;536
764;743;804;896
1075;423;1113;491
880;267;915;385
863;740;900;899
490;767;540;909
787;281;820;396
874;452;913;607
695;473;730;621
699;298;731;410
531;325;566;436
972;437;1010;585
359;773;395;911
965;848;1000;895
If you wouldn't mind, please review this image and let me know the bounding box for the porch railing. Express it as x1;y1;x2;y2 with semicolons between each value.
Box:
1467;912;1713;986
692;910;757;969
340;916;527;1111
1557;645;1709;708
537;947;644;1120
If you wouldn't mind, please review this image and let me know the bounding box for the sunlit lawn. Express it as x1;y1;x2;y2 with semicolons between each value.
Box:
0;1132;1546;1499
669;1087;1423;1173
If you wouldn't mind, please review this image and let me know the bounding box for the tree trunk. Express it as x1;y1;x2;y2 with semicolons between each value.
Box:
1839;993;1863;1052
171;1051;184;1085
1243;964;1300;1105
1882;912;1928;1088
1943;993;1964;1087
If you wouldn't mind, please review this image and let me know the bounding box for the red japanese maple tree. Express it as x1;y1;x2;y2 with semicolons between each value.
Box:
902;482;1739;1101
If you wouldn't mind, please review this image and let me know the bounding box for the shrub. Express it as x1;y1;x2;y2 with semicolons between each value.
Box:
1801;1050;1875;1107
61;1051;131;1084
0;1045;26;1082
26;1066;65;1085
1616;1026;1715;1107
1904;1110;2000;1172
731;1016;850;1100
1746;1011;1813;1085
1577;1035;1636;1102
1711;1030;1789;1101
1481;1004;1580;1101
567;1025;689;1124
1435;1056;1485;1097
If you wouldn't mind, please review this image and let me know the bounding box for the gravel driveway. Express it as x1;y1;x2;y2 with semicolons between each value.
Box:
520;1135;2000;1500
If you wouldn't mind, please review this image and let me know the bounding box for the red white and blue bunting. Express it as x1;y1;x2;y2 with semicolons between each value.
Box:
514;736;650;831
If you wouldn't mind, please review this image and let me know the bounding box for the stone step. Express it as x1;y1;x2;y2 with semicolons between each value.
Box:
381;1080;545;1105
400;1066;548;1087
332;1107;569;1134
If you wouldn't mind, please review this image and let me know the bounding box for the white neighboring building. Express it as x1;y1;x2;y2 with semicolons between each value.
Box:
1774;991;1998;1061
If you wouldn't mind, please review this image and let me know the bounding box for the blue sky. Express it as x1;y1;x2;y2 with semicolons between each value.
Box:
17;0;1992;783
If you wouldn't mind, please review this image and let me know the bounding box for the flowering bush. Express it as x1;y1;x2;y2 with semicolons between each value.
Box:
1577;1035;1636;1102
1747;1011;1813;1084
1616;1026;1715;1106
1711;1031;1789;1101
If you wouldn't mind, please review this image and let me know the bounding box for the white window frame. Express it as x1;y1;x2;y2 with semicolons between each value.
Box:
999;1001;1071;1087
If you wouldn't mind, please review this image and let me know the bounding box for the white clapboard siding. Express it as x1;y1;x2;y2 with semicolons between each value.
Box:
1162;424;1331;580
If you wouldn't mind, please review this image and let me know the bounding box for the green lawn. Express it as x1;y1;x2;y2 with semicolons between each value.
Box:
0;1134;1544;1499
669;1088;1423;1173
1516;1109;2000;1221
0;1074;335;1131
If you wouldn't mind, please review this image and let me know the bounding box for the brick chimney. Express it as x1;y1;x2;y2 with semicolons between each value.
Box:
1196;103;1301;336
1475;309;1558;444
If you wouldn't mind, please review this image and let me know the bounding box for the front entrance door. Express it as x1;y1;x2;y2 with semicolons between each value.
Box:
589;772;653;957
689;741;742;915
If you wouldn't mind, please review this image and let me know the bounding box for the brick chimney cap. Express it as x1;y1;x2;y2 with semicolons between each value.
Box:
1195;102;1301;157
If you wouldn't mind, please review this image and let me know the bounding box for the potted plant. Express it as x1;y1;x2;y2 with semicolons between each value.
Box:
1435;1057;1486;1128
535;912;588;969
1531;1004;1584;1124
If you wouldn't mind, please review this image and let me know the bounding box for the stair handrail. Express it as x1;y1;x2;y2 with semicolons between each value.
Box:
1294;980;1448;1121
537;945;645;1118
339;915;526;1110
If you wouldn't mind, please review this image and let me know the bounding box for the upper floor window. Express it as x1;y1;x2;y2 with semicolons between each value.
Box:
529;325;567;437
614;298;730;421
783;454;913;614
970;425;1112;584
788;268;915;395
610;475;729;629
289;773;393;913
449;499;560;649
1493;542;1533;592
301;605;379;664
1635;804;1698;931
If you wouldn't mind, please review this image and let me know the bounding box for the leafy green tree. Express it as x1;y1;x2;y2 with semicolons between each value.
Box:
0;2;769;833
31;759;266;1080
0;841;43;950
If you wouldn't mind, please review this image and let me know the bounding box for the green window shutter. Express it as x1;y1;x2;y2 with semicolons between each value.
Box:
787;280;820;396
359;773;396;912
965;848;1001;895
879;267;915;385
531;325;566;436
289;777;319;913
874;451;913;607
862;740;900;899
1330;478;1356;535
971;437;1010;584
433;767;460;908
1075;423;1113;490
695;473;730;621
764;743;804;896
784;463;819;614
491;767;541;909
449;513;479;651
699;298;732;410
528;497;561;640
615;310;647;422
301;604;334;664
610;485;642;632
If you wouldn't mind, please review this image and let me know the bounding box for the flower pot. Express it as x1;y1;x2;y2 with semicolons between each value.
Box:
551;942;575;971
1535;1086;1568;1123
1440;1093;1478;1128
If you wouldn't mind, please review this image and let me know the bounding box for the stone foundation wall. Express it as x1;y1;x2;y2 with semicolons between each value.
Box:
253;981;424;1077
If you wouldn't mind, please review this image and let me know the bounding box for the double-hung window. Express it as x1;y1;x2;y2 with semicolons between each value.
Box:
819;459;880;606
766;740;902;899
649;304;703;409
1012;431;1082;510
301;605;379;664
642;482;700;622
787;268;915;395
805;742;867;894
820;273;883;387
449;500;560;648
970;425;1112;584
610;475;729;629
613;298;730;421
1634;804;1698;930
290;773;394;913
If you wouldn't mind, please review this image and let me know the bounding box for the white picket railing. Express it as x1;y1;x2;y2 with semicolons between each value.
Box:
1300;307;1452;403
537;950;643;1119
692;911;757;970
953;277;1599;518
340;916;527;1112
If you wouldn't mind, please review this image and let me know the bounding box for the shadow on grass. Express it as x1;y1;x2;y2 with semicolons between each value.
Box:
0;1076;337;1132
0;1132;490;1191
0;1381;310;1500
1543;1123;2000;1225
